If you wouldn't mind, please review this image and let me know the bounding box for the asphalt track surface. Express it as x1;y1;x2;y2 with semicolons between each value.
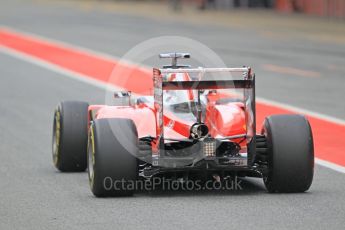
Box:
1;1;345;229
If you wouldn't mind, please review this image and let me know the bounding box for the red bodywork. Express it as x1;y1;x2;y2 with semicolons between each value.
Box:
89;99;245;140
88;70;247;145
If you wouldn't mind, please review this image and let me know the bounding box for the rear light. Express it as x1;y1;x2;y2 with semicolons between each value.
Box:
203;140;216;157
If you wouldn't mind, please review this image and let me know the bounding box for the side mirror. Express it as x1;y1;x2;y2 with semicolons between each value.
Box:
114;91;131;98
113;91;132;106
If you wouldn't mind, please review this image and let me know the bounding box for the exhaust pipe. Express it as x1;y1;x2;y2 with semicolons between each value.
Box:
190;123;209;140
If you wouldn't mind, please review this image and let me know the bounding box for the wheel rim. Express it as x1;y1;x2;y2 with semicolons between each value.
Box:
88;125;95;187
52;109;61;166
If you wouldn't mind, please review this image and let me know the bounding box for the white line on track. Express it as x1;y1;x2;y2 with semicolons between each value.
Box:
315;159;345;174
257;97;345;126
1;27;345;174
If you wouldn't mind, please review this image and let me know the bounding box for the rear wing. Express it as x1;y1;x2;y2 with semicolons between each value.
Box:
160;67;253;90
153;67;256;163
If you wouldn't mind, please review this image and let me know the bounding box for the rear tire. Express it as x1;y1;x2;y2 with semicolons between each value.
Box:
52;101;89;172
262;115;314;193
88;118;138;197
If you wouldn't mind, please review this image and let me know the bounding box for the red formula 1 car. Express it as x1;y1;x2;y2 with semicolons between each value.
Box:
52;53;314;197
